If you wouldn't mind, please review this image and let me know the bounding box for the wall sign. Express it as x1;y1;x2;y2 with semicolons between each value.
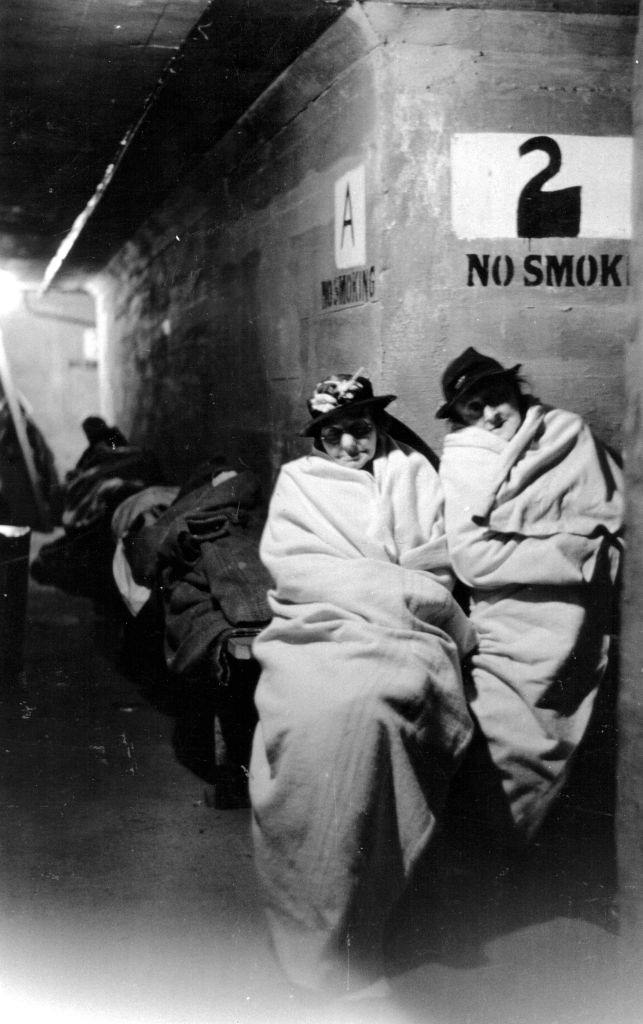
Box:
334;165;366;268
465;252;628;288
321;266;376;310
451;133;632;240
320;165;374;310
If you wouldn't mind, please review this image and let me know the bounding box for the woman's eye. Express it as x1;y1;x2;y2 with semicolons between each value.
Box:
351;423;373;437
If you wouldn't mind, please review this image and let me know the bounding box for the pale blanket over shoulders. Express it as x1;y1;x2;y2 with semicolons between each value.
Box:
253;434;475;758
440;403;623;838
249;435;475;990
441;403;622;585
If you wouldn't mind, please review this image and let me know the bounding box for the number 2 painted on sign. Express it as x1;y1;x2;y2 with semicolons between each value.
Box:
517;136;581;238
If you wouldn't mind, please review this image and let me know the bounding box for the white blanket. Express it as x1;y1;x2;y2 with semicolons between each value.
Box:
249;435;475;990
440;403;623;839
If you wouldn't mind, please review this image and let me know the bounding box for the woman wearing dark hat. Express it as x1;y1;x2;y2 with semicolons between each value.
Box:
249;370;475;1003
437;347;623;844
435;347;526;438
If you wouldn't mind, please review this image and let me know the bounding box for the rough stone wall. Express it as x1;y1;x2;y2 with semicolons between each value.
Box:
372;3;634;445
94;1;635;489
2;293;99;476
617;12;643;994
94;5;383;487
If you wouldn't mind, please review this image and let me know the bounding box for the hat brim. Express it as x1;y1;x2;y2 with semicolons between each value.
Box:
300;395;396;437
435;364;521;419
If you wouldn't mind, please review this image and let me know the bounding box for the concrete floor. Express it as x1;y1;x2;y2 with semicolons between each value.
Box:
0;540;638;1024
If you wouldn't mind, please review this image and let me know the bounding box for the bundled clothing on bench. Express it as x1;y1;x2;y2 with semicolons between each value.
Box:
158;469;272;687
114;466;272;786
115;465;273;688
111;485;180;617
124;461;239;587
440;400;623;841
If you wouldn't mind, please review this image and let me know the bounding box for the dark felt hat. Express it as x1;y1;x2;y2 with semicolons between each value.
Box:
300;372;396;437
436;347;521;419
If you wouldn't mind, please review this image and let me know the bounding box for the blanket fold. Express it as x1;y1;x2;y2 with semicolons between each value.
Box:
250;436;475;991
440;403;623;839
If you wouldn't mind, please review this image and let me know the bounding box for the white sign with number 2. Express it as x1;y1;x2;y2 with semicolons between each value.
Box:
451;133;632;240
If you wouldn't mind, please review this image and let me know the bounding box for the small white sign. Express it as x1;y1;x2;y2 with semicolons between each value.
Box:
451;133;632;239
334;165;366;269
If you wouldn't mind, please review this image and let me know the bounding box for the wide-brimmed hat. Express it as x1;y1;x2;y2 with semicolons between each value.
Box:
435;347;521;419
300;371;396;436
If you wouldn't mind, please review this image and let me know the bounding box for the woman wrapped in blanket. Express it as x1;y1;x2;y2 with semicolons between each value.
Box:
249;371;476;1000
436;348;623;846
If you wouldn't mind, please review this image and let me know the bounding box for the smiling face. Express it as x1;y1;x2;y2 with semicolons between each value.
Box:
454;379;523;441
319;412;378;469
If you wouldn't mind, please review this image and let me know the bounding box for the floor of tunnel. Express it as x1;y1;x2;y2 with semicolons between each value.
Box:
0;536;636;1024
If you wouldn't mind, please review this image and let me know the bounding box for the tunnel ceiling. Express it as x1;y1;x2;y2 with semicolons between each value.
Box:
0;0;349;287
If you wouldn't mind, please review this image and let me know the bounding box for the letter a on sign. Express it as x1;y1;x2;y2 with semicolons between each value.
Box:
335;165;366;269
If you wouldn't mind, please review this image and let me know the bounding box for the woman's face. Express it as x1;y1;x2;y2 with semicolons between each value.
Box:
319;412;378;469
454;380;522;441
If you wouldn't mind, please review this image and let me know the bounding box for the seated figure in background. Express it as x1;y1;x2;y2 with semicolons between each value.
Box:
30;414;163;601
436;347;623;844
249;371;476;1000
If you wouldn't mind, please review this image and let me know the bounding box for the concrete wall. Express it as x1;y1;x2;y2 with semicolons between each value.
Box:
93;5;382;487
93;0;635;490
374;3;634;448
618;11;643;992
1;290;99;477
